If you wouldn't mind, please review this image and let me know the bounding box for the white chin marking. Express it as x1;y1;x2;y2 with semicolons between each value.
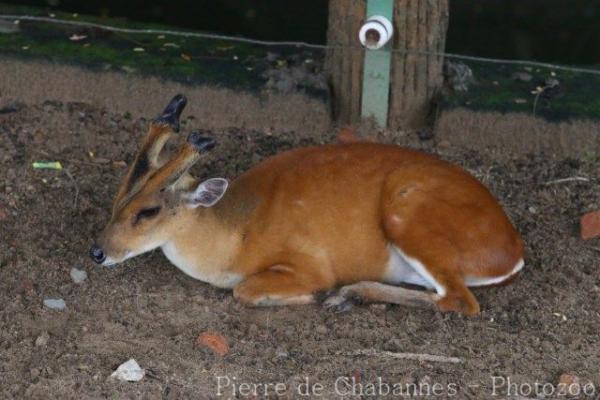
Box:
100;250;137;267
100;242;163;268
101;256;119;267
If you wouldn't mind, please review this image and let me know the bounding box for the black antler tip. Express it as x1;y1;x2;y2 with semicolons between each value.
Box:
153;94;188;132
187;131;216;152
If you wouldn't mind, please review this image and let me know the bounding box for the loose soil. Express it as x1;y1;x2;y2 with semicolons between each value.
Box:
1;99;599;399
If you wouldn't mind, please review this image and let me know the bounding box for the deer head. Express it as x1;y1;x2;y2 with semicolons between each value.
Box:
89;95;229;266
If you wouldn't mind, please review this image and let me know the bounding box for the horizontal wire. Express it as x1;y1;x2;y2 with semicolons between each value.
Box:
0;14;332;49
2;14;600;76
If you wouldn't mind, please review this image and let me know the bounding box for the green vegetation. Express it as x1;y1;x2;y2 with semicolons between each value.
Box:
443;60;600;121
0;3;281;89
1;3;600;121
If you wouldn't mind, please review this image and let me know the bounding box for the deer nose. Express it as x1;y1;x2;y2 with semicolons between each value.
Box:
89;245;106;264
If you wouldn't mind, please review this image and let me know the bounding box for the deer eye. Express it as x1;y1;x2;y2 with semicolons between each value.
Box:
135;206;161;224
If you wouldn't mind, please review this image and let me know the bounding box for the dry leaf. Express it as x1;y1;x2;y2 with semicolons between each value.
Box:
69;34;87;41
112;160;128;168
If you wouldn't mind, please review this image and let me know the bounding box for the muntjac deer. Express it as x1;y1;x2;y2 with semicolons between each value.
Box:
90;95;524;315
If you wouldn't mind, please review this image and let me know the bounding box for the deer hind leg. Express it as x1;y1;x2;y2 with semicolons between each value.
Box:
321;233;480;315
380;172;482;315
233;266;329;307
384;234;481;316
323;281;441;313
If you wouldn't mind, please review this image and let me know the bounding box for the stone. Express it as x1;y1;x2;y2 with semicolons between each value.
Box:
315;325;329;335
383;338;403;352
43;298;66;310
580;210;600;239
110;359;145;382
70;268;88;284
558;373;580;397
35;332;50;347
444;61;474;91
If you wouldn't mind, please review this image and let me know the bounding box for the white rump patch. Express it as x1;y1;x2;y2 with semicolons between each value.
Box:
384;246;525;292
384;245;447;296
464;258;524;287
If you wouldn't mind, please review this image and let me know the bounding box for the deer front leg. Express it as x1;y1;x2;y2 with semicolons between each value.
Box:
233;267;326;306
323;281;441;313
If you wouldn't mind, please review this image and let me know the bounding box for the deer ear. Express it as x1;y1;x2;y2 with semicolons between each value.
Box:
185;178;228;208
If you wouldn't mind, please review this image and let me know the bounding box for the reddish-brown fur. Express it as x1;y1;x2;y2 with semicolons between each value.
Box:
220;143;523;314
94;106;524;316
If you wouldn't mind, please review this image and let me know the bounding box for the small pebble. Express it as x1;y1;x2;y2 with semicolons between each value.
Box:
110;358;145;382
383;338;403;352
70;268;88;284
417;129;434;141
275;350;289;358
315;325;328;335
419;375;432;386
35;332;49;347
43;298;66;310
545;78;560;88
558;373;580;397
558;373;579;386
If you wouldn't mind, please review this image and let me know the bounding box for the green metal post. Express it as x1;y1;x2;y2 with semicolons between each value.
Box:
361;0;394;127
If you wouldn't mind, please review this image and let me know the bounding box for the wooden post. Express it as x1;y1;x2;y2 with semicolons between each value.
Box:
388;0;449;129
325;0;366;125
326;0;449;130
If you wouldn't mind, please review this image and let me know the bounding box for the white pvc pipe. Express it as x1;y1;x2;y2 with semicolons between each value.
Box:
358;15;394;50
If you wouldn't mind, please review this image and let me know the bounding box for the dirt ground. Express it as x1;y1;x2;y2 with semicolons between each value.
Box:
1;97;599;400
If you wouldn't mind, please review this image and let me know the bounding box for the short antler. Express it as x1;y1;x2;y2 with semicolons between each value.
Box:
153;93;187;133
143;131;216;192
113;94;188;212
139;94;188;170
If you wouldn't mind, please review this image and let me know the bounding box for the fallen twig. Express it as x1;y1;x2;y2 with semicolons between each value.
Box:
337;349;463;364
544;177;590;185
63;168;80;209
33;149;115;168
532;87;545;117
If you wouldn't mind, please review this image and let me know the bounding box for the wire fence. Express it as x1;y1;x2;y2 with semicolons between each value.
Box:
2;13;600;125
2;14;600;76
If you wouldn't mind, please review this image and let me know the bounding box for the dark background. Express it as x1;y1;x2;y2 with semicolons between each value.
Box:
4;0;600;65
